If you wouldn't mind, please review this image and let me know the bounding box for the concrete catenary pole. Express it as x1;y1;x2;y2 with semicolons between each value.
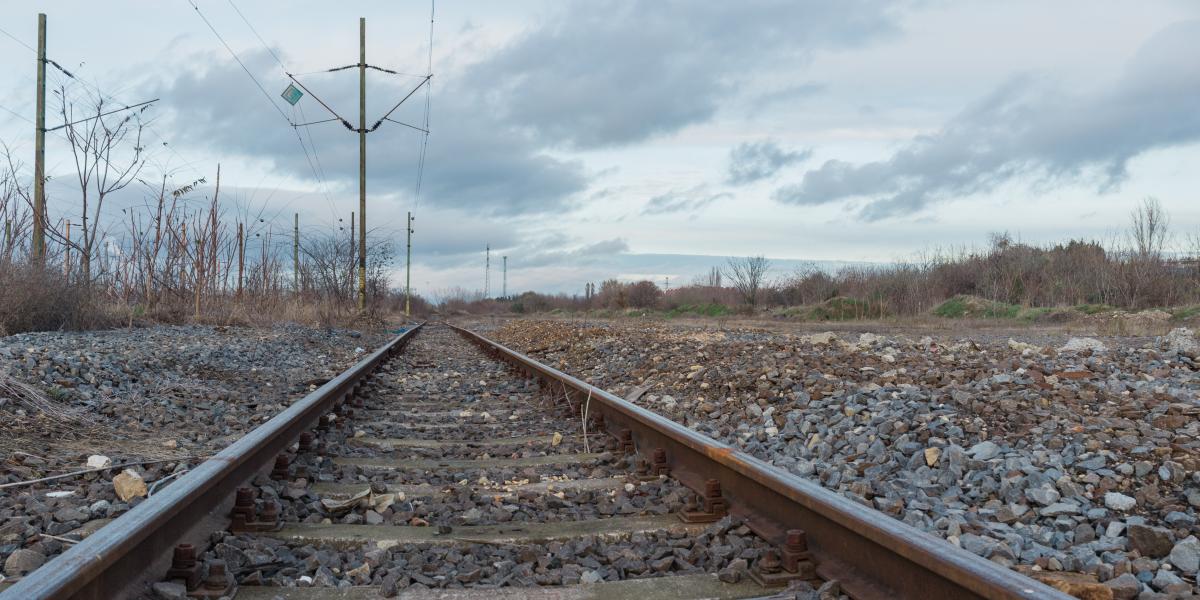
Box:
405;211;414;316
293;213;301;293
502;255;507;299
357;17;368;310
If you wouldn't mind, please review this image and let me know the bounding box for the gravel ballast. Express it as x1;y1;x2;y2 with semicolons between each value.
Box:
492;319;1200;599
0;324;388;577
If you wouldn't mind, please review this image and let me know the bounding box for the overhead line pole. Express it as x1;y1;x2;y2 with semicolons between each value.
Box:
503;255;507;299
32;13;46;262
294;213;300;293
357;17;367;311
405;211;413;317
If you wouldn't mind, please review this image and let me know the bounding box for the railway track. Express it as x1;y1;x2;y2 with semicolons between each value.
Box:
2;323;1073;600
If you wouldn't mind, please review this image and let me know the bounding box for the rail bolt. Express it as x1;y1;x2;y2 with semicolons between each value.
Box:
298;431;315;453
678;479;728;523
618;430;635;455
270;454;291;480
780;528;817;578
195;559;236;597
759;550;782;575
165;543;200;590
652;448;669;475
231;487;255;521
260;500;279;525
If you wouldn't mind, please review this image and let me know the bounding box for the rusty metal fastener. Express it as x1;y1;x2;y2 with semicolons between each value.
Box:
749;533;818;587
298;431;315;453
260;501;278;522
618;429;635;455
679;479;727;523
759;550;782;575
652;448;669;475
782;528;818;579
270;454;290;480
189;559;236;598
230;488;255;522
164;543;200;590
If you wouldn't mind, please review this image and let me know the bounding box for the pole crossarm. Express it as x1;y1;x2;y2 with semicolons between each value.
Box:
382;117;429;134
285;73;354;130
291;117;341;128
371;75;431;131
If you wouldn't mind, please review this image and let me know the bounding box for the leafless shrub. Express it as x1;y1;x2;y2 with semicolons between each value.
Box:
725;255;770;308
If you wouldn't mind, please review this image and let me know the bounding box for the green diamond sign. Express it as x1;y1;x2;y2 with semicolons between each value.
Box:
281;84;303;106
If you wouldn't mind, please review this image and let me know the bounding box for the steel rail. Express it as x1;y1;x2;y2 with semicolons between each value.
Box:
2;324;423;600
449;324;1072;600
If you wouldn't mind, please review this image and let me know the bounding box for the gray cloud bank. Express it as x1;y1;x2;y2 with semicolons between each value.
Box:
152;1;903;221
727;140;811;185
774;20;1200;220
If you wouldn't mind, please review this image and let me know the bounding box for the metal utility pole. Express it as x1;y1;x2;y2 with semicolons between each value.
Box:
502;255;507;298
32;13;46;261
484;244;490;298
293;213;300;293
357;17;367;311
405;211;414;316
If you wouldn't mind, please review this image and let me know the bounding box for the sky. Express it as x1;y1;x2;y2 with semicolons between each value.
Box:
1;1;1198;296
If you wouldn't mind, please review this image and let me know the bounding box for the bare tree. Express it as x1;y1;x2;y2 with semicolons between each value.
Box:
55;88;148;281
1129;196;1170;259
692;265;722;287
725;255;770;308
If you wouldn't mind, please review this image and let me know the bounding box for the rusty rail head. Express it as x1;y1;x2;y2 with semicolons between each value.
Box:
2;324;423;600
448;324;1073;600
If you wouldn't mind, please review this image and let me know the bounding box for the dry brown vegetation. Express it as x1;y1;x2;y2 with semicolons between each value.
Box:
0;94;424;335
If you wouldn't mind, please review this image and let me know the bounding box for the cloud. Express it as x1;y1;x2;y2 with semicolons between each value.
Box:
750;82;827;110
642;185;731;215
774;20;1200;220
470;0;901;149
726;140;812;185
152;49;588;216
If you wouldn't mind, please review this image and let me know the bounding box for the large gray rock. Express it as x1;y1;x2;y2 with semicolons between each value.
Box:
3;548;46;576
1168;536;1200;575
1104;572;1141;600
968;441;1001;461
1104;492;1136;512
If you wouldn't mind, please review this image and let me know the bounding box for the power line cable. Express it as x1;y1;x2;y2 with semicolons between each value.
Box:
222;0;340;223
412;0;435;214
184;0;294;127
0;24;35;53
187;0;342;226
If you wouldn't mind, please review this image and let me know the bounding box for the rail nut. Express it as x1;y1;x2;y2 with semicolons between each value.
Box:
679;479;728;523
165;543;201;590
630;457;658;482
651;448;670;476
270;454;291;480
781;529;816;577
230;487;255;522
617;430;636;455
298;431;315;453
748;546;817;588
190;559;236;598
